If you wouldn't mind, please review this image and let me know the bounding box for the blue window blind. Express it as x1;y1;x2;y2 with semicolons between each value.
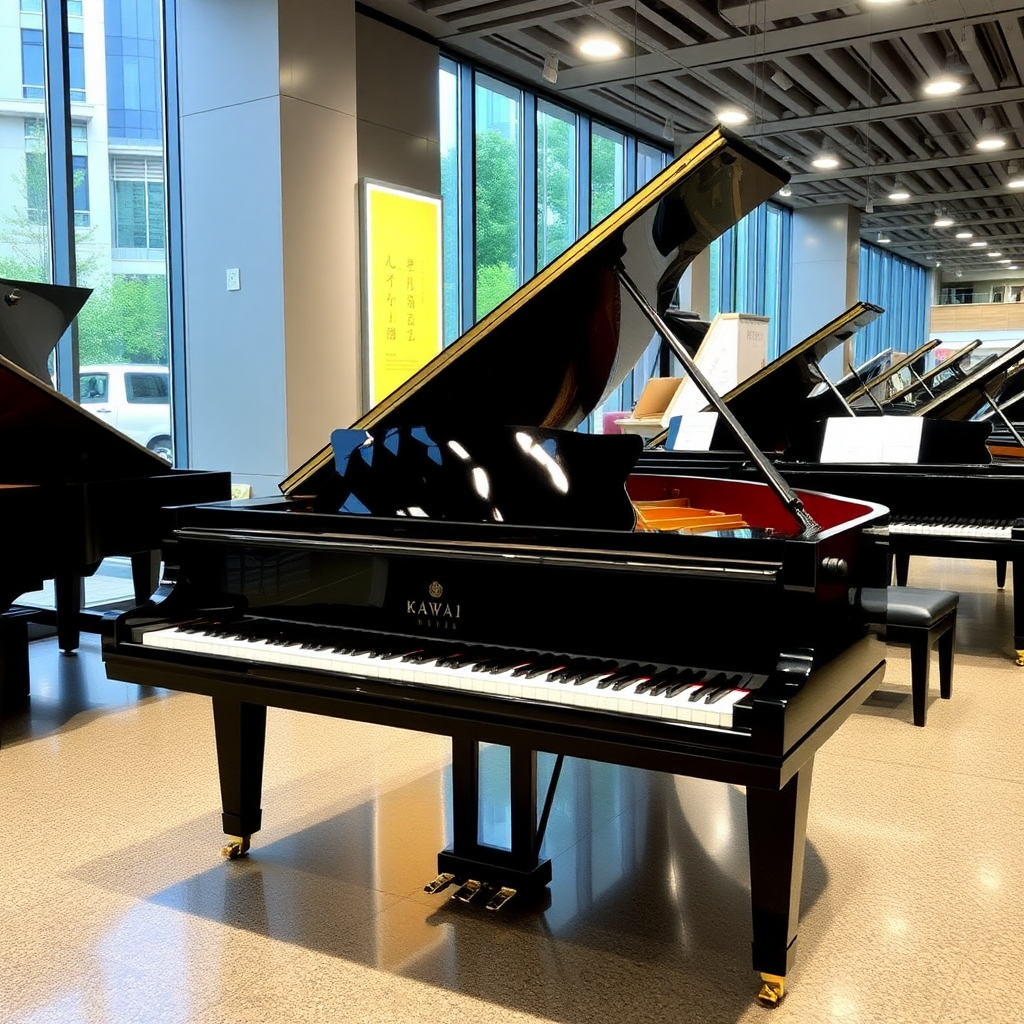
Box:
711;201;792;359
856;243;929;361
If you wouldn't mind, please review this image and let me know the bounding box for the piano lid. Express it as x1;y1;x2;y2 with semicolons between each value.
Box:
0;277;92;384
913;338;1024;421
280;127;789;497
880;339;982;409
0;352;171;482
846;338;940;406
646;300;883;452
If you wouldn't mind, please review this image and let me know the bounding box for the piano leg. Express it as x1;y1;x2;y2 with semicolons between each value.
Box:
746;759;814;1007
893;552;910;587
432;738;552;908
212;697;266;858
996;559;1007;590
54;573;83;653
1013;559;1024;666
130;550;162;604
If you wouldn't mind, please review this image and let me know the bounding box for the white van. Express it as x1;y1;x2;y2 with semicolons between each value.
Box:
78;364;173;461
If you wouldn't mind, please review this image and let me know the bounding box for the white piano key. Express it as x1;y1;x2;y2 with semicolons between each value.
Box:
141;624;751;729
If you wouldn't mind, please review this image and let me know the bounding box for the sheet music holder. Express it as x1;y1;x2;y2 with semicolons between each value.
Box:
0;277;92;384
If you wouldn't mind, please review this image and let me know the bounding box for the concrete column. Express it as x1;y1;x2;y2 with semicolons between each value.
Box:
789;204;861;377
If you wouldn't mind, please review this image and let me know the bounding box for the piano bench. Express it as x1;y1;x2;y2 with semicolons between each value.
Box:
857;586;959;727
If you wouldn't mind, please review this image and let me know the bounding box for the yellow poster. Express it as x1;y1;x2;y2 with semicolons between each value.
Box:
360;180;443;409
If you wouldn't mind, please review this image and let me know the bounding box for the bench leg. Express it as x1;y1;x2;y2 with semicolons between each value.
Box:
938;623;955;700
894;552;910;587
910;634;930;727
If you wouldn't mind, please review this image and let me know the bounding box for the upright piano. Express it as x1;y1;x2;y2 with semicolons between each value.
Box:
648;324;1024;662
0;351;231;707
102;127;891;1006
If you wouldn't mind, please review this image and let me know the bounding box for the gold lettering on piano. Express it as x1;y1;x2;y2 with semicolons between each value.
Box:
406;582;462;630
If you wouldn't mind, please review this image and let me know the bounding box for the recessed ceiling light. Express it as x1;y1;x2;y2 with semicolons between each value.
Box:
934;211;955;227
1009;265;1019;271
577;33;622;59
999;259;1012;264
877;230;891;244
956;230;974;239
923;74;963;97
777;184;792;197
987;252;1003;258
1009;176;1024;189
889;178;911;200
716;107;748;126
976;116;1007;151
811;151;840;170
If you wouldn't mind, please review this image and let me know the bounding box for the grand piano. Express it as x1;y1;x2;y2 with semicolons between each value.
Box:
0;290;231;708
648;320;1024;662
102;127;892;1007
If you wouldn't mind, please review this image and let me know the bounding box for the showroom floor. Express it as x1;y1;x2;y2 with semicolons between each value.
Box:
1;555;1020;1024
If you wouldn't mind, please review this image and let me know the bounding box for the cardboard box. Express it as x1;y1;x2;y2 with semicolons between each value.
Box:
615;377;684;437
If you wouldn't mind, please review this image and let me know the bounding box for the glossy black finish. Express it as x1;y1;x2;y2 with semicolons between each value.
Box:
322;424;643;530
101;129;891;993
281;127;789;498
0;352;231;663
648;301;883;454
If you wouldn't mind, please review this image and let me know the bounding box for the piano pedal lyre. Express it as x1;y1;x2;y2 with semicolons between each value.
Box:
756;973;785;1008
451;878;483;903
221;835;251;860
423;871;456;896
484;886;517;912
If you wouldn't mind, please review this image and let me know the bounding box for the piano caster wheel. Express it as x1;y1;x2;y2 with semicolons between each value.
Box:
423;872;456;895
1015;650;1024;667
756;973;785;1008
221;835;251;859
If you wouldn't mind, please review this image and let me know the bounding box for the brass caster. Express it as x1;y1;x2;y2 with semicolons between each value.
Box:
756;973;785;1008
221;835;251;859
1015;650;1024;667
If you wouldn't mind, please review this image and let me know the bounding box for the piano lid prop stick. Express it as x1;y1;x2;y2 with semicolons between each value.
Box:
611;259;820;536
976;384;1024;449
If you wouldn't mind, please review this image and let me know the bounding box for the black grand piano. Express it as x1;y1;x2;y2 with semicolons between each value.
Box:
0;287;231;707
647;317;1024;662
102;128;892;1007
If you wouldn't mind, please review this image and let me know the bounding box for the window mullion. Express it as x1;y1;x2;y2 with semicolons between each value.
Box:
43;0;79;396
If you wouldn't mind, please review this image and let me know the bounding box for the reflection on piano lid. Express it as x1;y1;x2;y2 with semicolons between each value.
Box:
846;338;941;408
831;347;893;399
281;127;790;499
911;337;1024;421
879;339;983;410
323;423;643;530
0;351;170;480
0;277;92;384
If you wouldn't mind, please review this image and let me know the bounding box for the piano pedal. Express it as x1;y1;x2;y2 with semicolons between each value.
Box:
423;871;456;896
484;886;517;912
220;835;251;860
450;879;483;904
756;973;785;1008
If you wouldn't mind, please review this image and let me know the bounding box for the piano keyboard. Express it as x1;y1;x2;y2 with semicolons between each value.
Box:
887;516;1014;541
141;620;760;729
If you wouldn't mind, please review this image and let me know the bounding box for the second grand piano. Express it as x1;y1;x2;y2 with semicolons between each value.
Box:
103;128;890;1007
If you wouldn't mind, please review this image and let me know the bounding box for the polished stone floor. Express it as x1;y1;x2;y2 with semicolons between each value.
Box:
1;555;1021;1024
